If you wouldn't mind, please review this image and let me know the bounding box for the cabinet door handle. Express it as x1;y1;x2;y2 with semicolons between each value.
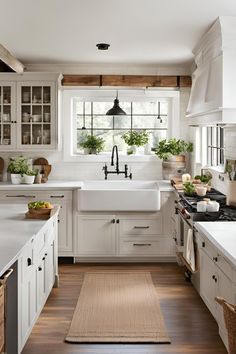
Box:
212;275;215;280
6;195;36;198
50;195;65;198
133;243;152;246
134;226;150;229
42;257;46;261
202;242;205;248
213;257;218;262
116;219;120;224
38;266;42;271
27;258;32;266
111;219;115;224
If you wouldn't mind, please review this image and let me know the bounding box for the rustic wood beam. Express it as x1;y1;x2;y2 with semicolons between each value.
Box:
62;74;191;87
62;75;101;86
0;44;24;73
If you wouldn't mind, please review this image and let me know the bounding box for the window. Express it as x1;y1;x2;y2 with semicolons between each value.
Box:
73;99;169;154
206;126;224;166
62;89;180;161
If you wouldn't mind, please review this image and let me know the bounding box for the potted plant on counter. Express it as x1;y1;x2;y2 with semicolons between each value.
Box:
80;135;105;154
7;156;29;184
23;169;36;184
121;130;149;155
154;138;193;180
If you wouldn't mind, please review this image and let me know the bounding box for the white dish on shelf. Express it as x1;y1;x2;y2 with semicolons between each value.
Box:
32;115;42;122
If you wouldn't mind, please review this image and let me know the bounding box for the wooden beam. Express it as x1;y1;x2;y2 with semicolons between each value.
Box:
62;74;192;88
0;44;24;73
179;76;192;87
102;75;178;87
62;75;101;86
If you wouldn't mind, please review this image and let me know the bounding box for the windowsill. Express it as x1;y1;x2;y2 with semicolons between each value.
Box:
207;165;225;173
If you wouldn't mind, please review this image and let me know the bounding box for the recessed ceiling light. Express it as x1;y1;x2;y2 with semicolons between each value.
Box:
96;43;110;50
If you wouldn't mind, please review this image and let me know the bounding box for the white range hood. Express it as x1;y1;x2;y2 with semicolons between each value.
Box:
187;16;236;126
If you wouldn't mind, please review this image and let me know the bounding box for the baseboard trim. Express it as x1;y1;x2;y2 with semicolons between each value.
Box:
74;256;176;263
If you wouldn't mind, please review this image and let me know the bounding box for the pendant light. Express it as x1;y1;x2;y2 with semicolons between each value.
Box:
106;91;126;116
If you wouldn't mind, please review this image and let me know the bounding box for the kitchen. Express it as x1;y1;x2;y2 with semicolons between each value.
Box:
0;1;236;354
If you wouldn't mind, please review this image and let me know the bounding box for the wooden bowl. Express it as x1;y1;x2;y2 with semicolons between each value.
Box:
28;207;52;215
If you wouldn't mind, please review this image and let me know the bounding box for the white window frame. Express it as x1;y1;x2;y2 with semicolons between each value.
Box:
62;88;180;162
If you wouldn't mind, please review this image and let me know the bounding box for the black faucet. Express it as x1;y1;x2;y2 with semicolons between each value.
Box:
103;145;132;180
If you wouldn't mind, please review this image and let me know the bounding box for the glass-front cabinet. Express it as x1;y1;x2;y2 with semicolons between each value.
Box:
0;73;58;151
0;83;16;149
18;82;55;149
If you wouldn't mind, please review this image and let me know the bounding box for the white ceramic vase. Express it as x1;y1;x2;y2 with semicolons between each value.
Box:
23;175;35;184
11;174;22;185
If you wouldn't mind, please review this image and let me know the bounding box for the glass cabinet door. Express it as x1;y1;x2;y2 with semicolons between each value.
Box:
19;83;54;147
0;84;15;147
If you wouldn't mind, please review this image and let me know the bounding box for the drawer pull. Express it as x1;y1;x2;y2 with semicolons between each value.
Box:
50;195;64;198
133;243;152;246
42;257;46;261
202;242;205;248
111;219;115;224
6;195;36;198
27;258;32;266
213;257;218;262
133;226;150;229
38;266;42;271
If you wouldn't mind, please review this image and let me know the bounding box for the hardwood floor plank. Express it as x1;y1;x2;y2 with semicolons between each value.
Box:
22;263;227;354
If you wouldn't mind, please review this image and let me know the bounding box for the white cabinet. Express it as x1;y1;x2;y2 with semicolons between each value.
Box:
0;190;73;256
77;215;116;256
0;73;59;151
76;208;175;259
18;216;58;352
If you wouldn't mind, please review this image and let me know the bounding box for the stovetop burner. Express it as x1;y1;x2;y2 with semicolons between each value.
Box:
178;188;236;222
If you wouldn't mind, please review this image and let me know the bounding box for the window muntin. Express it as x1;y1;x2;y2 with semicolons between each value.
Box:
207;126;224;166
73;100;168;154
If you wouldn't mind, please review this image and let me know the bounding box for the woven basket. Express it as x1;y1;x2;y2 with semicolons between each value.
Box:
215;297;236;354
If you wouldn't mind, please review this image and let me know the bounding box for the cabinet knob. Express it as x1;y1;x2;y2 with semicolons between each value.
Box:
213;257;218;262
116;219;120;224
202;242;205;248
38;266;42;271
212;275;215;280
42;257;45;261
27;258;32;266
111;219;115;224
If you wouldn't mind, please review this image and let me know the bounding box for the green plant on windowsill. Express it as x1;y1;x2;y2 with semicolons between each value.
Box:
80;135;105;154
121;130;149;154
154;138;193;160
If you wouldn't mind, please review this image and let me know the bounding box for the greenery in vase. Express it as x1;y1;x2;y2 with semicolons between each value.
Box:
24;169;36;176
7;156;29;175
154;138;193;160
80;135;105;154
183;181;196;196
121;130;149;147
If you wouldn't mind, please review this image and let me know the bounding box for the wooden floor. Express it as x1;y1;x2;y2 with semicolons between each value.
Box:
23;263;227;354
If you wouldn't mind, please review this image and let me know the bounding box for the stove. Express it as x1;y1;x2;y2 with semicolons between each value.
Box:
176;188;236;222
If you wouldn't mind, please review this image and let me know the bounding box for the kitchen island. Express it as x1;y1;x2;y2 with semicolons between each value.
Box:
0;204;59;354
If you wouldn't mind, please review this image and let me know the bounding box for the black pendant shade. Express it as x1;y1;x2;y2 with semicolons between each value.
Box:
106;97;126;116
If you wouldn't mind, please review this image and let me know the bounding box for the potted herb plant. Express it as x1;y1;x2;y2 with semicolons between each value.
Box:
121;130;149;155
80;135;105;154
7;156;29;184
154;138;193;180
23;169;36;184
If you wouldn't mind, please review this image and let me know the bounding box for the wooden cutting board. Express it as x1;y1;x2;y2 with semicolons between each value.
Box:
0;157;4;182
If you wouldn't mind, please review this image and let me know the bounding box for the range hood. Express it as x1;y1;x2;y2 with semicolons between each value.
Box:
187;17;236;126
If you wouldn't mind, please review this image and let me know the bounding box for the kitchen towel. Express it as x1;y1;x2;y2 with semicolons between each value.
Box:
66;272;170;343
185;228;196;272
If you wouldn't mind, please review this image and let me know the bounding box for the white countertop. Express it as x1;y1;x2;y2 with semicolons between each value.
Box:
0;204;57;277
196;222;236;268
0;180;174;192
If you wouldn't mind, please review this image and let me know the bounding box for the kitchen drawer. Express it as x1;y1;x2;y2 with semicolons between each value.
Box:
119;216;162;237
0;190;72;202
216;253;233;280
33;231;45;258
119;238;171;256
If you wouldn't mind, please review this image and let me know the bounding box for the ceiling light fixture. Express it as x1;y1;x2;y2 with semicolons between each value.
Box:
106;91;126;116
96;43;110;50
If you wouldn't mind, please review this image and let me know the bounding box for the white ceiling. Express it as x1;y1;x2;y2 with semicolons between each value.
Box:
1;0;236;69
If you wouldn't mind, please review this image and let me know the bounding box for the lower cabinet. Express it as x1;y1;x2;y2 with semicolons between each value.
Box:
199;239;236;350
18;218;57;352
76;212;175;259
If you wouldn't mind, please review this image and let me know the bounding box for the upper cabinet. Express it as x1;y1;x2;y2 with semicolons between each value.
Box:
0;73;60;150
187;17;236;125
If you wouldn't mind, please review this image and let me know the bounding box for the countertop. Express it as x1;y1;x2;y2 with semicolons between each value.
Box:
0;204;58;277
195;222;236;268
0;180;174;192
